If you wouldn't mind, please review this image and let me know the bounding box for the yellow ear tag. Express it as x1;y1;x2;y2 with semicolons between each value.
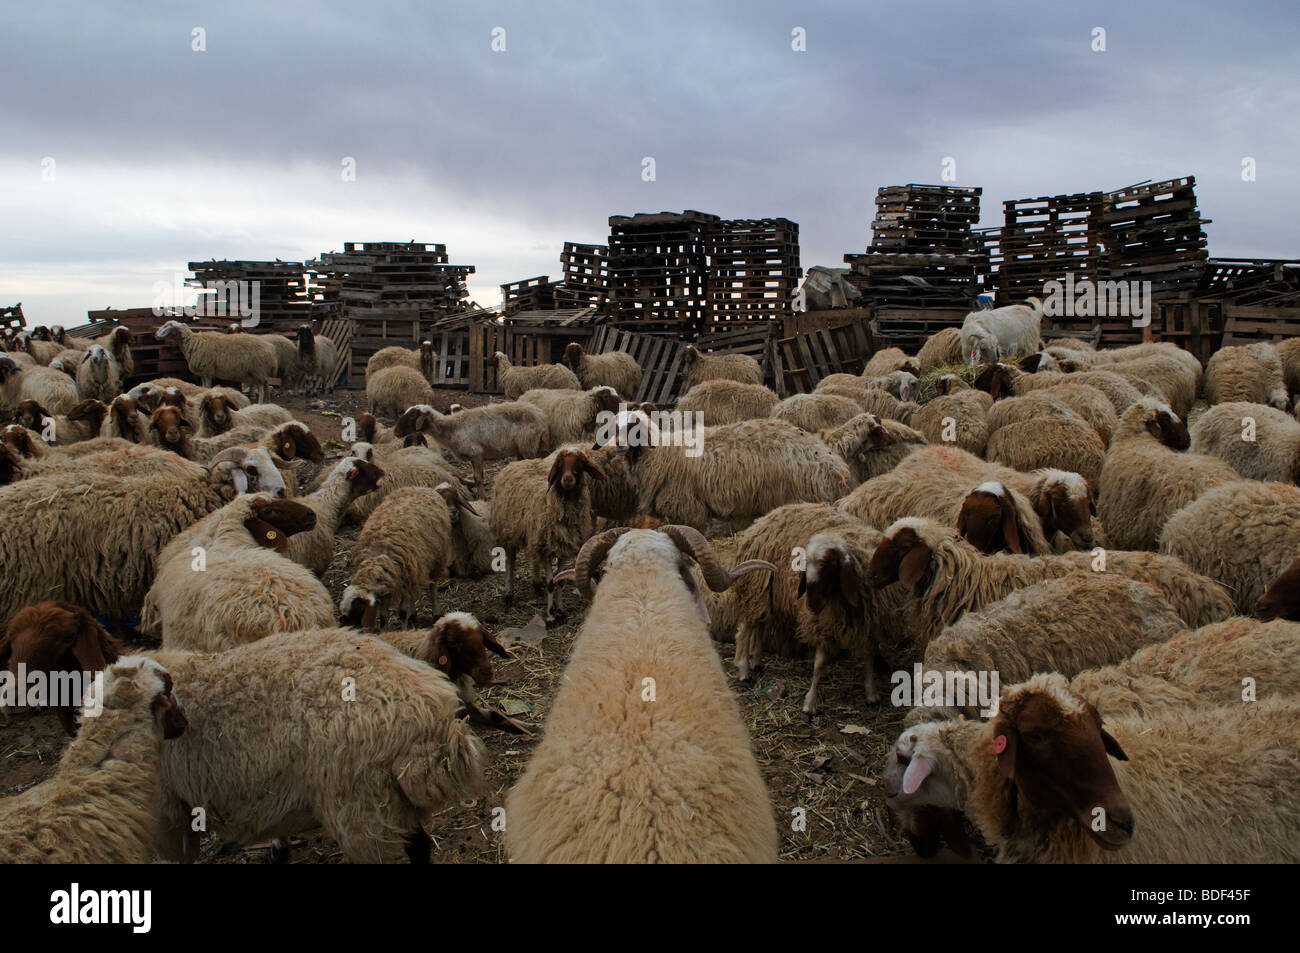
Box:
266;530;277;540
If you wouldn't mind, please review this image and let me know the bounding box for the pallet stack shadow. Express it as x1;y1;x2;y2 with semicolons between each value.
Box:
843;184;983;352
309;242;475;387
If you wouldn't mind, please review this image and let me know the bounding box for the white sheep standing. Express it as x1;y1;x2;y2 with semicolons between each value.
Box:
959;297;1043;365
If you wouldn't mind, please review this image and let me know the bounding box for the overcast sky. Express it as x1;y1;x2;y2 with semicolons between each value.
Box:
2;0;1296;325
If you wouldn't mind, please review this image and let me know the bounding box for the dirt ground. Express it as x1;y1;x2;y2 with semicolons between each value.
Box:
0;385;926;864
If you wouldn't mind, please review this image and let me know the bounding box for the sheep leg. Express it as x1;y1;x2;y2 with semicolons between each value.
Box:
544;560;566;626
864;653;881;705
404;827;432;864
735;621;762;685
471;458;486;495
428;582;440;623
502;550;515;605
802;646;829;722
269;838;290;864
201;374;214;389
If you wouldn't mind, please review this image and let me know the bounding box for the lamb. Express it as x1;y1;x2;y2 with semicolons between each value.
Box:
985;384;1117;445
340;486;453;630
842;444;1095;551
1070;616;1300;719
16;364;81;414
73;344;123;401
286;456;385;575
864;517;1232;656
1159;480;1300;614
884;676;1300;863
495;351;581;399
155;319;278;403
1097;398;1239;550
679;344;762;392
0;445;286;624
770;392;863;431
675;379;779;424
14;397;107;445
393;402;547;489
916;327;963;374
959;297;1042;364
518;385;623;447
562;341;641;398
618;415;853;532
921;573;1188;717
491;447;603;623
912;388;992;456
142;495;333;652
985;416;1107;491
291;324;339;395
863;347;919;377
366;364;435;419
0;600;124;735
506;525;778;863
1189;401;1300;483
101;394;149;443
1203;342;1289;410
0;655;187;864
148;628;486;863
366;341;437;385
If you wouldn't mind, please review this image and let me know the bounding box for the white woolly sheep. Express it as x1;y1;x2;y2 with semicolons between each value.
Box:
1203;342;1289;410
680;345;762;393
506;525;778;862
366;341;438;385
286;457;385;575
563;341;641;398
1189;401;1300;483
675;379;780;424
916;327;963;374
366;364;435;419
959;298;1042;365
495;351;581;399
770;392;863;431
912;388;992;456
73;344;123;401
518;385;623;447
16;365;81;415
155;320;278;403
394;402;547;489
343;441;467;524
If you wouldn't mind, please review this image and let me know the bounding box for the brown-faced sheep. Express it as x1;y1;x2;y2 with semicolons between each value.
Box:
14;397;107;445
1257;552;1300;620
562;341;641;398
286;456;385;575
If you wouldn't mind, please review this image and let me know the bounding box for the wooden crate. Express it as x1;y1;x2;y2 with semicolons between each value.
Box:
466;320;595;394
586;325;690;405
779;319;876;393
871;306;970;353
1219;305;1300;345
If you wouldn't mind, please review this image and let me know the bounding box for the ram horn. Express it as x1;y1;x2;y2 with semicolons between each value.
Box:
570;527;635;600
658;524;776;592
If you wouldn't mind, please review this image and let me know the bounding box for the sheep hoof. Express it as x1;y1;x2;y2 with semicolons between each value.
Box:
801;710;816;725
268;839;290;864
404;828;432;865
545;611;566;628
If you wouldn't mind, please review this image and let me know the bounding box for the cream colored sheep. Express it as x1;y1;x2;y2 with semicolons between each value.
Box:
985;416;1107;491
863;347;919;377
291;325;340;395
343;442;467;524
1189;401;1300;483
916;327;963;374
286;457;385;575
73;344;123;401
675;379;779;424
394;402;547;489
986;383;1116;445
770;392;862;431
496;351;581;399
563;341;641;398
155;320;278;403
506;526;778;862
1203;343;1289;410
366;365;435;419
16;365;81;415
912;389;992;456
819;412;927;485
680;345;762;393
518;385;622;447
1097;398;1239;550
366;341;437;384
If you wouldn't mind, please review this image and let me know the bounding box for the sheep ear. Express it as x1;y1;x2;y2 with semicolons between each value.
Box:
583;460;605;481
1100;728;1128;762
1001;496;1024;554
481;630;510;659
230;469;249;494
546;456;563;486
901;752;935;795
897;542;932;591
839;555;861;607
796;571;807;598
224;396;239;411
993;722;1018;779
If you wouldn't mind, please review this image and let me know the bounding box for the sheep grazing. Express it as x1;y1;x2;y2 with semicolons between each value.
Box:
155;319;278;403
341;486;453;631
985;384;1117;445
518;385;623;447
620;415;852;532
921;573;1188;717
286;456;385;575
148;628;486;863
74;344;123;401
143;495;332;652
675;379;779;425
491;447;603;623
864;517;1232;657
0;655;187;864
971;675;1300;863
436;481;495;577
1097;398;1239;550
495;351;581;400
959;297;1042;365
16;365;81;415
770;392;862;431
563;341;641;398
915;327;963;374
366;341;437;385
862;347;919;378
15;397;107;445
0;600;124;735
291;324;339;395
679;344;762;393
1257;552;1300;620
1189;401;1300;483
1203;341;1289;410
393;402;547;489
506;526;778;862
985;415;1107;491
912;388;992;456
1160;480;1300;614
366;364;435;419
0;445;285;625
863;369;918;403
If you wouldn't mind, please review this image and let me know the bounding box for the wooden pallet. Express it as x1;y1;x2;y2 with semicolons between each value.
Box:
466;321;596;394
586;325;690;405
1219;305;1300;345
779;319;876;393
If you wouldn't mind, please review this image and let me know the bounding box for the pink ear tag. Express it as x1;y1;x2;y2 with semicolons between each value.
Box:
993;735;1007;754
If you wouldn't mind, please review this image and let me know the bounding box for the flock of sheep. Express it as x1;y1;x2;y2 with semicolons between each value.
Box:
0;300;1297;864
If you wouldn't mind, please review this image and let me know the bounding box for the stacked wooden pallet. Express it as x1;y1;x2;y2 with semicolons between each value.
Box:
606;210;719;336
309;242;476;385
1101;177;1210;298
702;218;801;341
993;191;1106;304
554;242;610;308
187;260;312;333
501;276;560;313
871;184;983;253
467;309;595;394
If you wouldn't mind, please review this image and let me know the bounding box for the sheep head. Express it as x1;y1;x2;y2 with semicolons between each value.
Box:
149;405;191;452
430;612;509;687
881;722;973;858
0;424;39;459
563;341;585;371
867;519;941;593
207;446;288;497
966;328;998;366
1143;405;1189;450
243;497;317;553
108;396;143;441
987;674;1133;851
798;535;863;614
158;387;187;411
200;392;240;434
126;383;163;412
935;374;966;396
272;422;324;463
15;399;52;431
1018;351;1054;374
66;398;109;433
154;320;182;341
1256;554;1300;621
30;325;51;342
81;344;111;384
0;355;19;382
546;449;604;501
295;325;315;353
393;404;439;439
343;458;384;499
956;483;1030;554
339;587;380;632
973;363;1015;401
355;412;379;443
103;326;132;362
680;345;701;368
1029;471;1094;550
435;480;478;523
102;656;188;740
591;387;622;418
